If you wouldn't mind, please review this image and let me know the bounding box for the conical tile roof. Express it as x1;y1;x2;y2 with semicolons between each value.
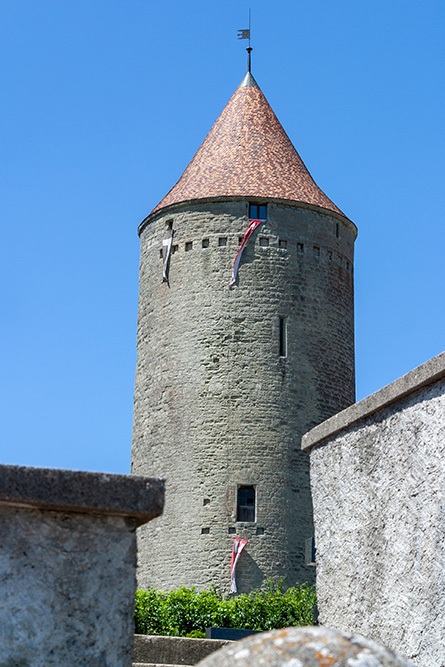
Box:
150;72;346;218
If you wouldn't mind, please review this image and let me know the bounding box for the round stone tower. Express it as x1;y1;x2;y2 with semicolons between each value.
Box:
131;70;357;593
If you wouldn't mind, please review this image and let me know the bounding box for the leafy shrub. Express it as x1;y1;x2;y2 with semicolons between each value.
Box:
134;580;316;637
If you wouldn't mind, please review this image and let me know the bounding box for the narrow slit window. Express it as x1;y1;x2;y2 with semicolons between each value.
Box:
237;486;255;522
336;222;339;238
279;317;287;358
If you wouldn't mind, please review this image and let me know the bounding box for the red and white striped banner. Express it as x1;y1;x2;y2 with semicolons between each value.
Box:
229;219;262;287
230;538;248;593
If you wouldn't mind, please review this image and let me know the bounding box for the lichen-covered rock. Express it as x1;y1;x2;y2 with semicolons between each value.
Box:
196;626;415;666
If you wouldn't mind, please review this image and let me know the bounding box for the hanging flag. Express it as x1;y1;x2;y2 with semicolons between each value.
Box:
230;538;248;593
229;219;262;287
162;228;174;283
237;29;250;40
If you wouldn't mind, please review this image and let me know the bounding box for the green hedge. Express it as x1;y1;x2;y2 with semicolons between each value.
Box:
134;580;316;637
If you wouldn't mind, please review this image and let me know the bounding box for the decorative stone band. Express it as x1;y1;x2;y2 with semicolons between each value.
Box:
302;351;445;452
0;464;164;526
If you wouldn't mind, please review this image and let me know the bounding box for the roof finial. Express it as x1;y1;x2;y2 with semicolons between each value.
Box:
237;8;252;73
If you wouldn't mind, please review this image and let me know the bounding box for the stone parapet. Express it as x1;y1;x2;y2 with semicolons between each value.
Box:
0;464;164;666
302;354;445;666
302;351;444;451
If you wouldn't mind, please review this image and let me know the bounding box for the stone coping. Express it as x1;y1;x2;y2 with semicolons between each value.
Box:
0;464;164;526
302;351;445;452
133;634;232;665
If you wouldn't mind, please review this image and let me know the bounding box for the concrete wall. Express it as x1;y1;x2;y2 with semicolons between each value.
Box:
0;464;164;666
302;352;445;666
132;197;356;592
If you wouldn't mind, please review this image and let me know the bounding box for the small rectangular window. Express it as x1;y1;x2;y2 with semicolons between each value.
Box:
218;237;227;247
202;239;209;248
313;245;320;258
172;244;178;254
279;239;287;248
237;486;255;522
336;222;339;238
185;241;193;251
279;317;287;358
297;243;304;254
249;203;267;220
201;527;210;535
259;237;269;247
159;249;163;258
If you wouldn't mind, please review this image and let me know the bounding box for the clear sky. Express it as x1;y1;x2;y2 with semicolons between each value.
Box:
1;1;443;474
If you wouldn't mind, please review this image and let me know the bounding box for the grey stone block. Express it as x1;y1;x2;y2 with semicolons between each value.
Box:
0;464;164;666
0;463;164;525
133;634;232;665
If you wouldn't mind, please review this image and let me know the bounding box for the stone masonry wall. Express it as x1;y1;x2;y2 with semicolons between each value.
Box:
303;354;445;666
132;198;356;593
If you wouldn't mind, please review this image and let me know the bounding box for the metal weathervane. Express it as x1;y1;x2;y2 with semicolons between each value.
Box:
237;9;252;72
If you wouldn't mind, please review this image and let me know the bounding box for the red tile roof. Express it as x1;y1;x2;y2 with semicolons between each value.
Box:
150;72;346;218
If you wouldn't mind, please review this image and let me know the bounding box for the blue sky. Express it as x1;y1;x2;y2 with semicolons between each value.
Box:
1;1;443;474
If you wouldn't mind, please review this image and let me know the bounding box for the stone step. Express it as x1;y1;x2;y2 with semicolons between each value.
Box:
133;663;193;667
134;634;231;666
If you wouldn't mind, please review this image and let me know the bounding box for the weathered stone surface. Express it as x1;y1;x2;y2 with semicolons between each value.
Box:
132;199;356;592
304;355;445;666
0;463;164;526
196;626;414;666
0;465;165;666
133;634;231;665
302;351;445;452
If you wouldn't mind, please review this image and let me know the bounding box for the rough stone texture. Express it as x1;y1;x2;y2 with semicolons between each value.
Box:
132;199;356;592
304;356;445;666
133;635;231;665
302;352;445;452
196;626;415;666
0;463;165;525
0;465;165;666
